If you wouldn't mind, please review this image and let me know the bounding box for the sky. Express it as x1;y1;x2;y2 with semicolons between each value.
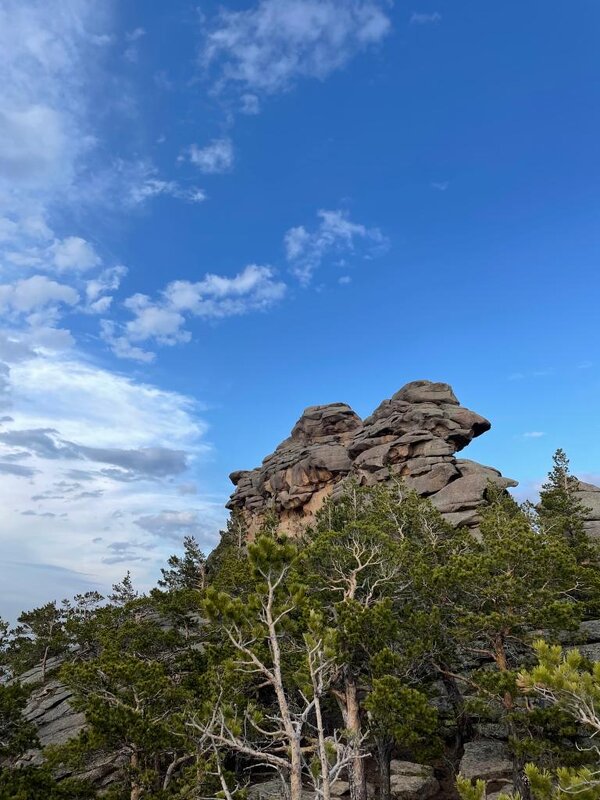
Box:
1;0;600;621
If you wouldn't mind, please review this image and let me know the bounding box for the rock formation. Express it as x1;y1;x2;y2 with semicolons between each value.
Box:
576;481;600;540
228;380;517;532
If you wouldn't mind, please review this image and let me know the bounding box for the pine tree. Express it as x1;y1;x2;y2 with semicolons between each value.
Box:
6;602;67;681
537;449;592;555
441;485;589;795
364;676;438;800
57;599;194;800
158;536;207;592
302;482;444;800
195;535;353;800
109;572;138;606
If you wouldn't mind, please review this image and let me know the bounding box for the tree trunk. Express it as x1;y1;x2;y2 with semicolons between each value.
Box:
313;690;331;800
345;676;367;800
493;635;513;711
439;666;470;754
289;735;304;800
130;750;142;800
41;645;49;683
376;737;393;800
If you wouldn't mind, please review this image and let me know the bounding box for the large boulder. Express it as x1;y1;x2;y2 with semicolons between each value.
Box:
228;380;517;534
389;760;439;799
459;740;513;783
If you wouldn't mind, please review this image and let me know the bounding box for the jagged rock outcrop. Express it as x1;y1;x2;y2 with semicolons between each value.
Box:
228;380;517;533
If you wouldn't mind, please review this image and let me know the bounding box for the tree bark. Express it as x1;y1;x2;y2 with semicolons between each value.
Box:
439;666;471;753
345;676;367;800
130;750;142;800
376;737;393;800
313;686;331;800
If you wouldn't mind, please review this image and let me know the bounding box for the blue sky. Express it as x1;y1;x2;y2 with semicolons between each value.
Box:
1;0;599;619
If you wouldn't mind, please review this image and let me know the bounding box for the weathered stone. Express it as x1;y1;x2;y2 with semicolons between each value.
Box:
580;619;600;643
227;380;517;534
578;642;600;661
576;481;600;540
330;779;350;796
392;381;459;405
248;778;314;799
389;761;439;799
459;740;513;782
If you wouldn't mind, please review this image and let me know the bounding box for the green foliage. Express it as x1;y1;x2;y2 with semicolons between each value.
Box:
440;485;582;661
519;640;600;732
364;676;439;757
108;571;138;606
525;763;600;799
158;536;207;592
538;450;590;549
0;766;94;800
0;683;37;758
5;601;67;679
456;776;487;800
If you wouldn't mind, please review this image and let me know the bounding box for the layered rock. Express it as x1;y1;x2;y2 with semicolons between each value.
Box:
576;481;600;540
228;380;517;532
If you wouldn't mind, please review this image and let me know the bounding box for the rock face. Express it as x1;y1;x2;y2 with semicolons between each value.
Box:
576;481;600;540
389;760;440;799
459;740;513;785
228;381;517;533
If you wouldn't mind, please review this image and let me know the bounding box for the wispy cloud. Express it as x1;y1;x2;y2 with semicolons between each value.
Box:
202;0;391;98
186;138;235;174
410;12;442;25
523;431;546;439
103;264;286;362
285;209;388;285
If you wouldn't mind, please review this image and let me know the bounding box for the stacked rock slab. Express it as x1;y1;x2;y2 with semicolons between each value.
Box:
228;380;517;533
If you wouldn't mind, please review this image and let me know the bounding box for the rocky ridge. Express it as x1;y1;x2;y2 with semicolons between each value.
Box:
228;380;518;532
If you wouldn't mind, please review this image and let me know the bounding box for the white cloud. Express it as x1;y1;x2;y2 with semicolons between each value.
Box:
523;431;546;439
100;321;156;364
103;265;286;361
123;294;191;346
0;105;67;184
0;351;223;620
0;276;79;313
85;265;127;302
431;181;449;191
0;0;107;200
410;12;442;25
284;209;388;284
202;0;391;97
52;236;101;272
187;138;235;174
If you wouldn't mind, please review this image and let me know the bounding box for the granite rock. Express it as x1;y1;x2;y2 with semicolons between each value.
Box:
228;380;517;533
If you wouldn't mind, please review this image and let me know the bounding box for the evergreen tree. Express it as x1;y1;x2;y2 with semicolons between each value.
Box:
537;449;592;554
6;601;67;681
441;486;589;795
109;572;138;606
158;536;207;592
302;482;445;800
364;676;438;800
196;535;353;800
55;596;197;800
